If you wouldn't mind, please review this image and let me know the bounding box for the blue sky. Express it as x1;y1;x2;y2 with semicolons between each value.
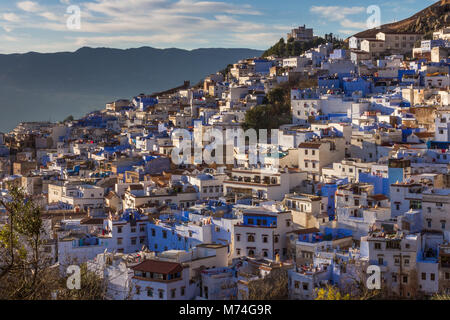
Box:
0;0;438;53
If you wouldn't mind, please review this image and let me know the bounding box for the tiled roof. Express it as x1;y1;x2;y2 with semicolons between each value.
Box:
131;259;183;274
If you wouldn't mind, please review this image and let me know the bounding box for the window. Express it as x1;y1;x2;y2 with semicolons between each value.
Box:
158;290;164;299
171;289;176;299
236;234;241;242
162;230;167;239
139;225;145;232
431;273;435;281
247;234;255;242
117;238;123;245
427;219;432;228
294;281;300;289
262;235;268;243
374;242;381;250
404;258;410;266
131;227;136;233
422;273;426;280
445;273;450;280
131;237;137;245
151;229;156;237
410;200;421;210
303;283;309;291
403;275;408;284
181;287;185;296
140;236;145;244
117;226;123;233
274;235;279;243
236;248;241;255
442;220;446;229
135;285;141;295
147;287;153;297
378;257;384;265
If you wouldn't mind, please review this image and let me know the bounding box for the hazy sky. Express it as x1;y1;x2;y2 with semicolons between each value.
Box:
0;0;438;53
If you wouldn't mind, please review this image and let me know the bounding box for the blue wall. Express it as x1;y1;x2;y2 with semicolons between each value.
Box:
243;214;277;227
359;172;390;196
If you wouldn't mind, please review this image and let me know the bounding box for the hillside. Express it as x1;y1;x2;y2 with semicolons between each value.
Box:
262;34;345;58
0;46;263;132
351;0;450;39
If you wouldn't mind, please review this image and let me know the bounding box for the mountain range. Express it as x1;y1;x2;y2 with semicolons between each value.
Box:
0;46;263;132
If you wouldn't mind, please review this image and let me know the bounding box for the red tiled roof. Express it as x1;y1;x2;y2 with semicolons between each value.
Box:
369;194;389;201
298;142;321;149
131;260;183;274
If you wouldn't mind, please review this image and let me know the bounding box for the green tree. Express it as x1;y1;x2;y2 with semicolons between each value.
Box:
0;186;53;299
243;84;295;132
0;186;107;300
63;115;74;123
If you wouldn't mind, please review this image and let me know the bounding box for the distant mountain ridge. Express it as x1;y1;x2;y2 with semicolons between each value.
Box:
0;46;263;132
350;0;450;39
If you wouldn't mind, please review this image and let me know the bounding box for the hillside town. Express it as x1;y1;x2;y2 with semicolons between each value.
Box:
1;24;450;300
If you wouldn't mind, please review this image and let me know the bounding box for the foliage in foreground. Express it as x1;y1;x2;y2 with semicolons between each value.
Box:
0;186;106;300
247;268;289;300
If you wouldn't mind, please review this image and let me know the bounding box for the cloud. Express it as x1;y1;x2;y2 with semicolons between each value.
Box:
310;6;367;31
310;6;365;21
39;12;60;21
17;1;42;13
73;34;200;47
3;35;19;42
2;13;21;22
0;0;287;51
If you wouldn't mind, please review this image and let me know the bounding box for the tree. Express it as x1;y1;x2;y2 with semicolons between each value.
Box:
0;186;52;299
63;115;74;123
431;294;450;300
247;268;289;300
55;263;107;300
339;259;382;300
0;186;107;300
243;85;292;133
315;285;350;300
262;36;343;58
